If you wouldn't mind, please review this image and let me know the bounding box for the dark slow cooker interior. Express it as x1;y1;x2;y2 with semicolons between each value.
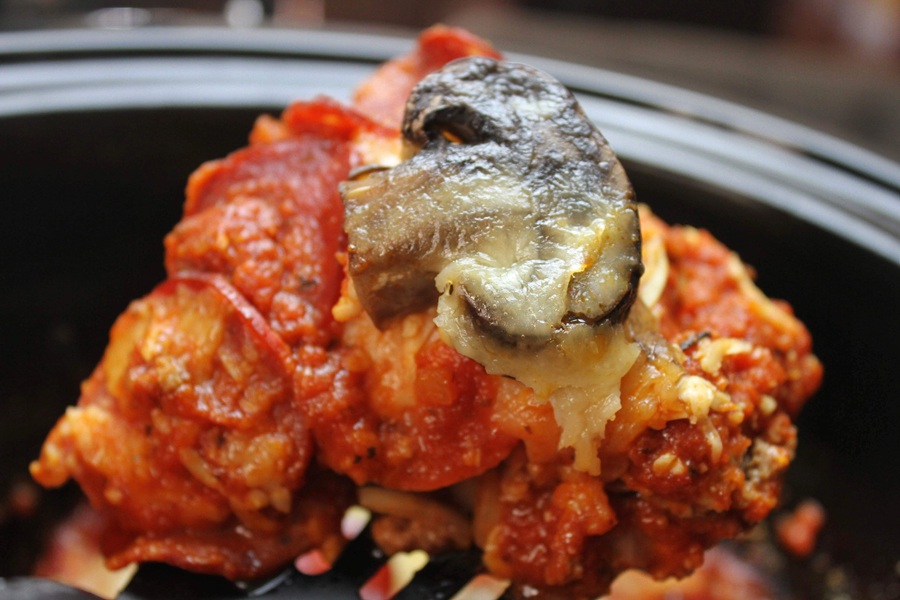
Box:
1;99;898;597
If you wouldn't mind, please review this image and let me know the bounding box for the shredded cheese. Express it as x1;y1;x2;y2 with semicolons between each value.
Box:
695;337;754;374
637;207;669;308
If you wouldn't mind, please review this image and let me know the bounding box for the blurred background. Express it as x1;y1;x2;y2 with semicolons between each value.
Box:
0;0;898;162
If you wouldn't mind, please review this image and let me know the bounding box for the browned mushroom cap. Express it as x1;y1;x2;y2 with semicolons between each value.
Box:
341;57;642;352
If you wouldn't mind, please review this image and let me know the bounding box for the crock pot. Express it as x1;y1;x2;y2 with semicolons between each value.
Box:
1;26;898;599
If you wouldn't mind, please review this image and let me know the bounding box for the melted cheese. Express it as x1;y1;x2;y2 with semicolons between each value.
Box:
435;293;639;476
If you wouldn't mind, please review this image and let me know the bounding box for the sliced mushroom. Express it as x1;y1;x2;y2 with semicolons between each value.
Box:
342;56;642;346
341;56;645;475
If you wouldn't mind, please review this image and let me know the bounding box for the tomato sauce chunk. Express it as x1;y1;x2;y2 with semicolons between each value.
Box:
307;307;519;491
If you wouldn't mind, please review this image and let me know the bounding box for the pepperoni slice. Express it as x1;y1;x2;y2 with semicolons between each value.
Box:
169;124;353;346
353;25;502;129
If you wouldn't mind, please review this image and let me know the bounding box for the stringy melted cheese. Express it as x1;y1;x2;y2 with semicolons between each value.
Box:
434;272;640;476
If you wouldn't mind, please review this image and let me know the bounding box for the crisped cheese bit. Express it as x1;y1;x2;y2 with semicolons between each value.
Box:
178;447;222;492
759;394;779;416
695;337;754;374
700;417;724;463
652;452;687;477
675;375;730;422
332;277;364;323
